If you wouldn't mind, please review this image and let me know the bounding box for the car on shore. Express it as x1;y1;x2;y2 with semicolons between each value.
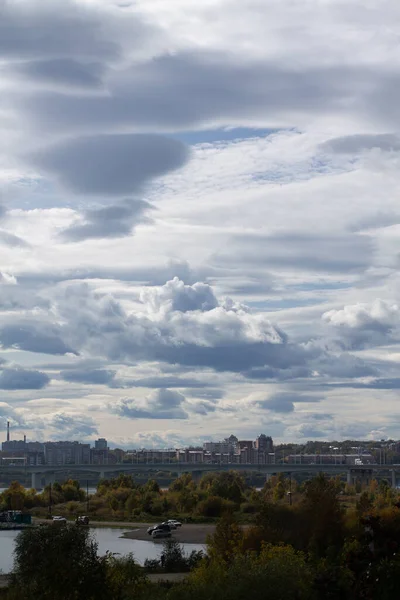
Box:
167;520;182;528
152;528;172;539
147;523;171;536
52;516;67;525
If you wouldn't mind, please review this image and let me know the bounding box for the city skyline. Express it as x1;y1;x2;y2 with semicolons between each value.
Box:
0;1;400;446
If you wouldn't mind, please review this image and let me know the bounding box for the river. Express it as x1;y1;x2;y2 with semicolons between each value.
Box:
0;528;205;574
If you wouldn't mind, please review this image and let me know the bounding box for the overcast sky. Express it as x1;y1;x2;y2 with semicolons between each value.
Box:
0;0;400;448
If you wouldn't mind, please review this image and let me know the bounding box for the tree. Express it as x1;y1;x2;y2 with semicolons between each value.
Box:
300;473;345;557
8;524;108;600
1;481;25;511
159;539;188;572
207;512;244;563
184;543;313;600
170;473;195;493
197;495;235;518
105;552;147;600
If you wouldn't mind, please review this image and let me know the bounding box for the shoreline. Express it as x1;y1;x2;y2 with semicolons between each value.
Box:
34;518;215;544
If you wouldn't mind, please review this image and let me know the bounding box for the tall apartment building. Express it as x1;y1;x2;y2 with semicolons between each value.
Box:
91;438;109;464
95;438;108;450
44;441;90;465
254;434;273;453
203;436;238;455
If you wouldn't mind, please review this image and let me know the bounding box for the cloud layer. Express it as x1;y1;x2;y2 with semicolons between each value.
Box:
0;0;399;445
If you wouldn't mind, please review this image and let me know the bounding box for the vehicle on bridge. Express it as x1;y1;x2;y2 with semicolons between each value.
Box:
75;516;89;526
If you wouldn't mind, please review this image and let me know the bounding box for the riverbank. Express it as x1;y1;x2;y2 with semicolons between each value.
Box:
33;517;214;543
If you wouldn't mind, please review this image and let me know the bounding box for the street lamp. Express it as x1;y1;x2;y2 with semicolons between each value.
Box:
287;474;292;506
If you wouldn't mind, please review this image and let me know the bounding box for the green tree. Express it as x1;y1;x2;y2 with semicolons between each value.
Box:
105;552;147;600
300;473;345;557
207;512;244;563
183;543;313;600
197;495;235;518
8;525;108;600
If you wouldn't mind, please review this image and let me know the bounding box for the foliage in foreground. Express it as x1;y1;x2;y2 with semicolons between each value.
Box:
6;525;147;600
5;474;400;599
144;539;204;573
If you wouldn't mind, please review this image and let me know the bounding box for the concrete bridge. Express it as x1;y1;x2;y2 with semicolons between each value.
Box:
1;462;399;489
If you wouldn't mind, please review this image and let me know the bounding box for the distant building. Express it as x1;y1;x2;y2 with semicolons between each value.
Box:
44;442;90;465
203;436;238;455
95;438;108;450
176;450;204;463
254;434;273;453
286;453;374;465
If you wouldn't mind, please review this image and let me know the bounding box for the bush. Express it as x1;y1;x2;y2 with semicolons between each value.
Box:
240;502;258;514
197;496;235;518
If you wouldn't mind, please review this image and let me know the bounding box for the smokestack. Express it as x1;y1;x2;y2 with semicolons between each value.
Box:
24;435;26;444
7;421;9;442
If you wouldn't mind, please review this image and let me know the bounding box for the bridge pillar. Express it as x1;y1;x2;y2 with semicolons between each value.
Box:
31;472;39;490
346;470;352;486
265;473;272;483
99;471;105;481
392;469;397;489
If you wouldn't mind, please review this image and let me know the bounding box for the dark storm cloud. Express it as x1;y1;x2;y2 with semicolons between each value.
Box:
47;413;98;438
21;52;397;134
150;341;311;373
112;388;188;419
0;323;75;355
212;231;373;274
328;378;400;390
0;368;49;390
27;134;190;196
0;1;119;61
13;58;105;90
61;369;117;385
61;198;154;241
256;392;322;414
126;377;216;389
321;133;400;154
243;365;313;380
313;353;379;378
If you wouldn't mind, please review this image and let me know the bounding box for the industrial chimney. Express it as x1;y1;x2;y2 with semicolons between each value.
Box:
7;421;10;442
24;435;26;444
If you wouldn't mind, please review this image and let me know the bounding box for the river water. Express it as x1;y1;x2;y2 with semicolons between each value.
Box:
0;528;205;574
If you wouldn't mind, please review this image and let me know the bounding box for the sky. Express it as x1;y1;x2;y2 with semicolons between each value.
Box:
1;0;400;448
